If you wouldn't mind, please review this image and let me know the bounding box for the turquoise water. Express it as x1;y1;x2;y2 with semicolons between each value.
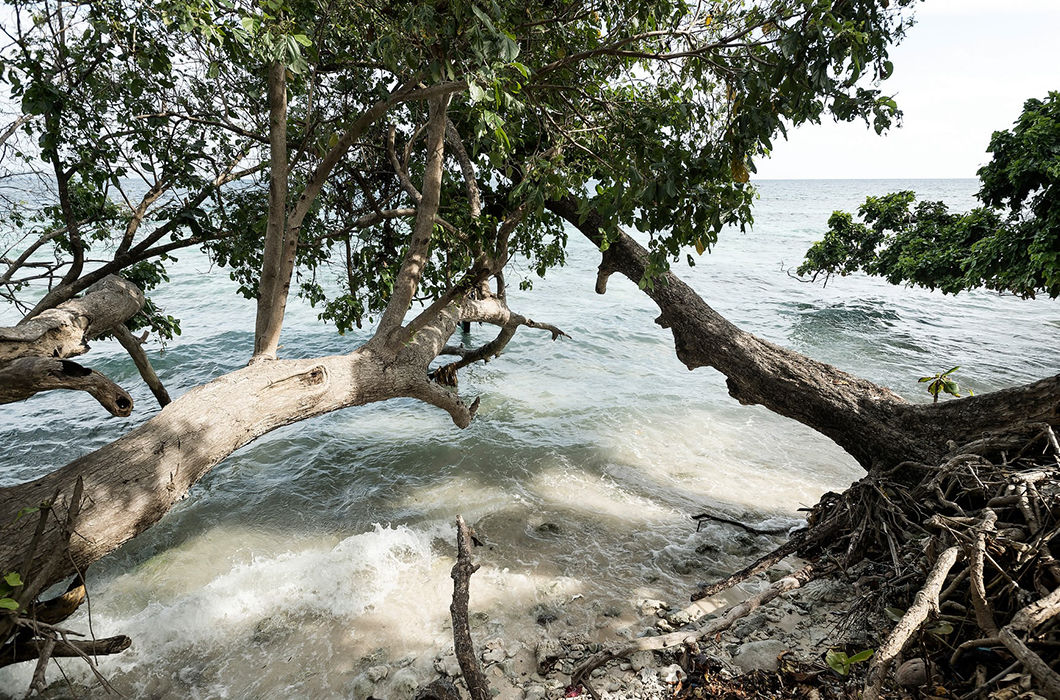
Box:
0;179;1056;697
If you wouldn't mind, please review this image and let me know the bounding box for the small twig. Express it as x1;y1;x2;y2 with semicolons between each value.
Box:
690;511;789;535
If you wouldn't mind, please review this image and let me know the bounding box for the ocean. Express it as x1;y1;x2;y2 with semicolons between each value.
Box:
0;179;1056;697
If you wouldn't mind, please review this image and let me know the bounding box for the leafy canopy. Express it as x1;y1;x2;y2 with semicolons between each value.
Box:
1;0;921;335
799;92;1060;299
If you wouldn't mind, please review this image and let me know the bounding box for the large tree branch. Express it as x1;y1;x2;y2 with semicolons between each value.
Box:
377;94;451;339
549;196;1060;470
0;357;132;416
0;276;143;362
0;338;474;592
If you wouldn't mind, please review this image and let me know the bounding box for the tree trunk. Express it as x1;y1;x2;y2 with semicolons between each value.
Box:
549;197;1060;471
0;286;514;592
253;60;291;360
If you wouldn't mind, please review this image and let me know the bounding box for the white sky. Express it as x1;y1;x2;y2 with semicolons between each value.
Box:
754;0;1060;179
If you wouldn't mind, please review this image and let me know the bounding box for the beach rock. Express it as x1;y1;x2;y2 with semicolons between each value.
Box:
635;598;670;615
535;639;561;674
365;665;390;683
628;650;655;672
524;685;546;700
434;655;461;678
732;640;787;673
482;639;508;665
389;669;419;697
659;664;687;685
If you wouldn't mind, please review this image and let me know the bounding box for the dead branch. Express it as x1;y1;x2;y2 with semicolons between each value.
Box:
573;565;815;685
0;357;133;416
112;325;171;408
0;635;131;669
450;515;491;700
863;546;959;700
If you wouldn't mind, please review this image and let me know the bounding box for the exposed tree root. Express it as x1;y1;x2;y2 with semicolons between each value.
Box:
573;422;1060;699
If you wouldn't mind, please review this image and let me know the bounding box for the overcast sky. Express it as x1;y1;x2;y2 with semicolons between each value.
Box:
754;0;1060;180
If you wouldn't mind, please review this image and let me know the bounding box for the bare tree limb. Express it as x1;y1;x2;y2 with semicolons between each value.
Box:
450;515;491;700
0;357;133;416
112;325;171;408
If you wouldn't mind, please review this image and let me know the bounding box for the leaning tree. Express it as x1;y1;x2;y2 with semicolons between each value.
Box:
7;0;1054;696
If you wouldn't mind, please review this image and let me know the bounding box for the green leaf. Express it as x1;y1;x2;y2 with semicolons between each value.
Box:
884;607;905;622
0;598;18;611
847;649;874;664
14;505;40;521
468;82;486;104
825;649;849;676
944;366;960;375
3;572;22;588
930;622;954;635
917;376;934;383
292;34;311;47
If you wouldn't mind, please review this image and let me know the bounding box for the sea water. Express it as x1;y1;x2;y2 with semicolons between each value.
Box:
0;179;1056;697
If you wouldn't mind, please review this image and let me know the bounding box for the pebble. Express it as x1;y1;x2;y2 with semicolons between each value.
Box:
434;655;461;678
535;639;561;674
636;598;670;615
732;639;788;673
524;685;546;700
628;650;655;672
659;663;687;685
365;665;389;683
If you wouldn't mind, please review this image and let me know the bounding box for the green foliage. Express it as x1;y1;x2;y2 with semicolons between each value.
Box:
825;648;874;676
918;366;970;403
2;0;920;335
799;92;1060;299
0;571;24;612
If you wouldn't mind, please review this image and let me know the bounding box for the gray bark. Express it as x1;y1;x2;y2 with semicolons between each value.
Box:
549;197;1060;471
0;276;143;362
0;275;143;414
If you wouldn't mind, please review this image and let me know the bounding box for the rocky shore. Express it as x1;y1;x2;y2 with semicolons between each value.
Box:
398;560;868;700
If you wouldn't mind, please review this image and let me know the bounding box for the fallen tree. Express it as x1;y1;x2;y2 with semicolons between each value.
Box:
551;197;1060;472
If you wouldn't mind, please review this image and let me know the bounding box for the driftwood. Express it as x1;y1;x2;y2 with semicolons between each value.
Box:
862;546;959;700
572;564;816;686
564;426;1060;700
450;515;491;700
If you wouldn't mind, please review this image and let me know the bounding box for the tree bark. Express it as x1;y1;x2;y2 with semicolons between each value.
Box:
253;60;291;360
549;197;1060;471
0;276;144;362
0;281;539;592
0;275;143;414
0;357;133;416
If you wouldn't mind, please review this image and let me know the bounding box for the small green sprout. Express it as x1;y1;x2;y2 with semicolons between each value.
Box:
918;366;973;403
825;648;874;677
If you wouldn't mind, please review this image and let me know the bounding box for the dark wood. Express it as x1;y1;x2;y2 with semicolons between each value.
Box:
450;515;491;700
549;197;1060;472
